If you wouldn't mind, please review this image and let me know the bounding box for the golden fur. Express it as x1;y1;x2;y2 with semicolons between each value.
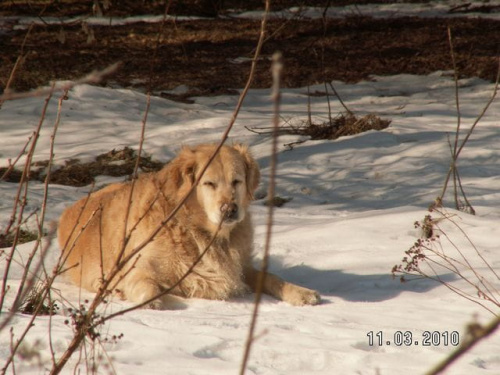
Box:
58;144;320;308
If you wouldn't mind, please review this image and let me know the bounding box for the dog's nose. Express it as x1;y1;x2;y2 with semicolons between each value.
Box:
221;202;238;221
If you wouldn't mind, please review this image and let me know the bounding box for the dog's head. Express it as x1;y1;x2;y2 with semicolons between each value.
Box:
168;143;260;228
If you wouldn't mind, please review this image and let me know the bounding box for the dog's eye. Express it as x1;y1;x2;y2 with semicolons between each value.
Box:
232;179;242;187
203;181;216;189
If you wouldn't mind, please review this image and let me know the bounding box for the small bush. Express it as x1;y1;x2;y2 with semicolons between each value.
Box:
19;281;59;316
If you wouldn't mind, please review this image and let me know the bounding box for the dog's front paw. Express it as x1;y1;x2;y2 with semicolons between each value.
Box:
284;285;321;306
147;299;164;310
146;295;187;310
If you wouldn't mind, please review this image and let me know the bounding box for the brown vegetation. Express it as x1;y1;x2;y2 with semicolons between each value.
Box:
0;147;164;187
1;1;498;96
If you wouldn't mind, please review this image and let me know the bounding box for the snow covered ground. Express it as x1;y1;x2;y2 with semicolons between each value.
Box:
236;1;500;21
1;1;500;369
1;68;499;374
2;0;498;31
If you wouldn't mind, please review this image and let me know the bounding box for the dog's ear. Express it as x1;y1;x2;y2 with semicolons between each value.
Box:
168;146;196;190
233;143;260;200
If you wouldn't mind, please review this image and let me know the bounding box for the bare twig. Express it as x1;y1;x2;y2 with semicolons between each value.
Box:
306;85;312;125
455;58;499;159
240;51;282;375
0;84;55;313
439;29;500;212
117;93;151;265
0;23;34;109
146;0;173;93
328;82;352;115
0;232;56;374
0;63;121;102
11;89;68;311
324;82;333;125
0;135;33;182
0;89;69;373
425;316;500;375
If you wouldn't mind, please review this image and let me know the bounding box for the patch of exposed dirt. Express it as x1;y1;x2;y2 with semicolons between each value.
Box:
0;147;165;187
1;2;498;94
48;147;165;186
0;228;39;248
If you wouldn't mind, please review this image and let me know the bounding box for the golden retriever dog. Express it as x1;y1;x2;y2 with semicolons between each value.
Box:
58;143;320;309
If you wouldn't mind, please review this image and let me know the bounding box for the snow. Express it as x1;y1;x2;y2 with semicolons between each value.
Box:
1;70;499;374
233;1;500;21
2;0;499;32
1;7;500;372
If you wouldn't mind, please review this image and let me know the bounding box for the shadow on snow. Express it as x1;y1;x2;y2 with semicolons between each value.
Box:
271;263;455;303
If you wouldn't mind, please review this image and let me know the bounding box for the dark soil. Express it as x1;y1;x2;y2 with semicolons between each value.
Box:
0;229;39;248
1;1;498;94
0;147;165;186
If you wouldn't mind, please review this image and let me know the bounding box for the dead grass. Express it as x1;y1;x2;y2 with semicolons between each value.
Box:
19;281;58;316
0;147;165;187
0;228;39;248
292;112;391;140
248;111;391;145
1;4;498;93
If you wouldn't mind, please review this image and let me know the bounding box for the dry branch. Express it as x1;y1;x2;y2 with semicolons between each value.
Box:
438;30;500;213
0;63;121;102
0;23;34;109
240;50;281;375
0;84;55;314
426;316;500;375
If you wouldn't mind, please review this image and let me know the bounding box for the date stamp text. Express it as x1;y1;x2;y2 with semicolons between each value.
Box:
367;331;460;347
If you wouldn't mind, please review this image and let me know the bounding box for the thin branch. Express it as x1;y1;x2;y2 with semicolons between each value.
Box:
439;42;500;208
425;316;500;375
328;82;352;115
455;57;500;159
146;0;173;93
10;89;68;310
240;50;282;375
0;90;68;372
117;93;151;265
448;27;462;162
306;85;312;125
0;232;56;374
0;135;33;183
0;84;55;313
324;82;333;125
0;63;121;102
0;23;34;109
438;209;499;282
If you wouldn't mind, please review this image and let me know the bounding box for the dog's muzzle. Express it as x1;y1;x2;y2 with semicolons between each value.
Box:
220;202;239;223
